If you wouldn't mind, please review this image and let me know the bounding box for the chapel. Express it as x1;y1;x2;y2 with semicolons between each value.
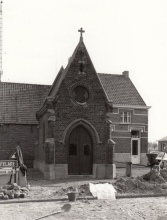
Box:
0;29;149;179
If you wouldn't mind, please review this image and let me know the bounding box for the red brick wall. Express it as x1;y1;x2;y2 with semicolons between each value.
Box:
110;107;148;154
38;43;109;164
37;114;49;162
113;137;131;153
141;133;148;153
0;124;38;167
37;42;148;165
53;58;108;163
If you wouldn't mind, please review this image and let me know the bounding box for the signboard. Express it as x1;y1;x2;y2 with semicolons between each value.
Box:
0;169;16;175
0;160;17;168
0;160;17;175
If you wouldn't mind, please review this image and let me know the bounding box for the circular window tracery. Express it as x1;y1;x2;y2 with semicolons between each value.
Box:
73;86;89;104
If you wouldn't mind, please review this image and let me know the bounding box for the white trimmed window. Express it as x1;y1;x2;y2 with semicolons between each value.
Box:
161;143;165;151
121;112;131;123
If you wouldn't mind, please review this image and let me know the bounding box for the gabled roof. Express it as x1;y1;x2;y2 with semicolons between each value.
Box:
159;136;167;142
0;82;50;124
0;39;147;124
0;72;147;124
98;73;146;106
47;39;100;99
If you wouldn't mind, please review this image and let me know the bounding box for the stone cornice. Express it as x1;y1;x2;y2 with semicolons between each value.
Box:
36;104;47;120
36;96;55;120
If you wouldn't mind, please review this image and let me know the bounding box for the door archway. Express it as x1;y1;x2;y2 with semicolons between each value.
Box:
68;125;93;175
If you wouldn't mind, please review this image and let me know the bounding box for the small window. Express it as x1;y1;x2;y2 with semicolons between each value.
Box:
121;112;131;123
73;86;89;104
69;144;77;155
79;61;84;73
161;143;165;152
84;145;90;156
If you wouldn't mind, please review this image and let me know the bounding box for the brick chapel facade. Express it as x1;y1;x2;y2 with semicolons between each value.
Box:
0;30;150;179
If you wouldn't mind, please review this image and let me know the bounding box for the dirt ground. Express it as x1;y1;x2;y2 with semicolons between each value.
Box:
24;166;152;200
1;197;167;220
1;166;167;219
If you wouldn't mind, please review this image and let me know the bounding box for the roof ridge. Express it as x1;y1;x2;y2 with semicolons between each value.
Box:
159;136;167;141
98;73;123;76
0;81;51;87
98;73;147;106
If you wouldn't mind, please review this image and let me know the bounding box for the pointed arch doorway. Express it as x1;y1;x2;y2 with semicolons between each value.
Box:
68;125;93;175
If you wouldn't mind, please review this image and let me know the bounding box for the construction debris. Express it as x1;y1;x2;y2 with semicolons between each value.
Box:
0;183;29;200
114;169;167;195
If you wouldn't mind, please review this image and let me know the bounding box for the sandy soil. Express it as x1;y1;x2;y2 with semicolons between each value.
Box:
2;167;167;219
1;197;167;219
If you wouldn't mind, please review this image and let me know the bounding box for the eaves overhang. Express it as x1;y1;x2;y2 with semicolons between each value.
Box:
112;104;151;110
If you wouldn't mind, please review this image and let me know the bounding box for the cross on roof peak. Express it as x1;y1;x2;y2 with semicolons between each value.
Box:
78;28;85;41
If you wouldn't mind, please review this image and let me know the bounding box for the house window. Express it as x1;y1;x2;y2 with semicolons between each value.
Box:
131;130;139;138
161;143;165;151
121;112;131;123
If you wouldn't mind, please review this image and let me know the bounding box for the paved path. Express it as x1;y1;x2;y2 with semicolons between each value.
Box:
1;197;167;220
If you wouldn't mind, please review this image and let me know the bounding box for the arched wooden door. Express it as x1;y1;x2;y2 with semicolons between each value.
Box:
68;125;93;175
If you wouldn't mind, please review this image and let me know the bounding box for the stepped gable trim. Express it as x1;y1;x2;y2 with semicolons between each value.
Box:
36;66;64;117
47;66;64;98
46;41;83;99
80;41;109;103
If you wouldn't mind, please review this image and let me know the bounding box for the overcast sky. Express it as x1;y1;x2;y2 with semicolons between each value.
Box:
2;0;167;142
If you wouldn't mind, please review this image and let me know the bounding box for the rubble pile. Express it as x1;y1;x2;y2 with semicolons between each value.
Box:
54;184;92;197
0;183;29;200
114;169;167;195
54;170;167;197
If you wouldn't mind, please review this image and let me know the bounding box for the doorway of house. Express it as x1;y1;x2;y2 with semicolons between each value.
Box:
131;130;141;164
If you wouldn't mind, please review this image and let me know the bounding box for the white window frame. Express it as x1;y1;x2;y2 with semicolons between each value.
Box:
121;112;131;123
161;143;165;151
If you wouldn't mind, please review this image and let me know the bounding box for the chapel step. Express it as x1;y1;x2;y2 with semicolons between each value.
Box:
68;175;94;179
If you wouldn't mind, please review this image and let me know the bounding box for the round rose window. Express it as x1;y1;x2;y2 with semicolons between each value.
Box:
73;86;89;104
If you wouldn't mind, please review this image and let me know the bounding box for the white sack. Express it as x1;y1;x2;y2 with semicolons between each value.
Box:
89;183;116;200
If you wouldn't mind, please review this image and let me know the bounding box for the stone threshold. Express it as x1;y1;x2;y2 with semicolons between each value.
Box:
68;175;95;179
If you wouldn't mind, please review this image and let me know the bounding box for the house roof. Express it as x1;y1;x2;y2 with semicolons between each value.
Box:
158;136;167;142
98;73;146;106
0;82;50;124
0;73;146;124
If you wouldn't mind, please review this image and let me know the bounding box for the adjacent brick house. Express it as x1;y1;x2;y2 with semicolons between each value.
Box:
0;83;50;167
158;136;167;152
0;32;150;179
34;33;149;179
